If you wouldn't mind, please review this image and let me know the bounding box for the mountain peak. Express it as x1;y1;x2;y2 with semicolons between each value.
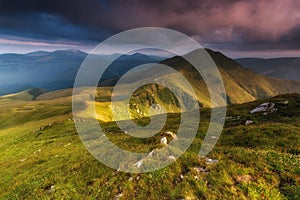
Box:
52;49;87;56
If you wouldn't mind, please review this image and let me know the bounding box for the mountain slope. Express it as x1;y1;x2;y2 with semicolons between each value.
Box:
0;91;299;199
138;49;300;107
236;57;300;80
0;88;48;101
68;49;300;122
0;50;165;95
175;49;300;103
21;49;300;121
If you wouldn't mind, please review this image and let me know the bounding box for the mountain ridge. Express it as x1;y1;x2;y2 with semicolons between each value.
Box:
236;57;300;80
0;49;165;95
1;49;300;110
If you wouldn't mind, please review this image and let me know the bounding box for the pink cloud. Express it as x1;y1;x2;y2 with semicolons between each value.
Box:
106;0;300;44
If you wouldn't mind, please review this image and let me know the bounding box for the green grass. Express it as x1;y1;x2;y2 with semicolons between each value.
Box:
0;93;299;199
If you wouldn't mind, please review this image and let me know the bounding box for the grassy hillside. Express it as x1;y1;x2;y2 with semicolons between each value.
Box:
0;93;299;199
163;49;300;105
100;49;300;110
0;88;47;101
1;49;300;199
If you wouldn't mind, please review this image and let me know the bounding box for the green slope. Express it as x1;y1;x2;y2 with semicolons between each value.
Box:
0;93;299;199
93;49;300;112
0;88;47;101
22;49;300;123
163;49;300;106
87;49;300;121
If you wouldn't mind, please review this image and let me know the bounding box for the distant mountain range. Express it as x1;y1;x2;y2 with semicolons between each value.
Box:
1;49;300;108
236;57;300;80
0;49;165;95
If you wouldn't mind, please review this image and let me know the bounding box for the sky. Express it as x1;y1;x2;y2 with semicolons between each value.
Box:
0;0;299;58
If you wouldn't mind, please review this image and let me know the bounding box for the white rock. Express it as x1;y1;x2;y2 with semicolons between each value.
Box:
168;156;176;161
160;137;168;145
250;102;275;114
134;160;143;168
193;166;208;173
114;193;123;200
147;149;155;157
205;158;218;164
164;131;177;140
245;120;253;125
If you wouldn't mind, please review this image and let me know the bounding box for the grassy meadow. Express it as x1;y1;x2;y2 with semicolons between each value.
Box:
0;90;299;199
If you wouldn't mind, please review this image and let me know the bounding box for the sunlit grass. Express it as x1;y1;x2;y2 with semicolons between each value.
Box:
0;93;299;199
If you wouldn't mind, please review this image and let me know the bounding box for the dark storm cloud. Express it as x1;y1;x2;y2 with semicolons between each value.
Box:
0;0;299;52
0;0;116;43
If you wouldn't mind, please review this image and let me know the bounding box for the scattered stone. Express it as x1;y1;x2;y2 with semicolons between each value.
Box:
193;166;208;173
245;120;253;125
168;156;176;161
205;158;218;164
211;135;217;139
114;193;123;200
134;160;143;168
136;176;140;181
250;102;276;114
180;174;184;179
164;131;177;140
280;100;289;105
160;137;168;145
147;149;155;157
128;177;133;181
124;130;128;134
50;185;55;192
194;175;199;180
20;158;26;162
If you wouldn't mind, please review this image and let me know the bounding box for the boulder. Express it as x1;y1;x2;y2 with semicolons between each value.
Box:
160;137;168;145
134;159;143;168
245;120;253;125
